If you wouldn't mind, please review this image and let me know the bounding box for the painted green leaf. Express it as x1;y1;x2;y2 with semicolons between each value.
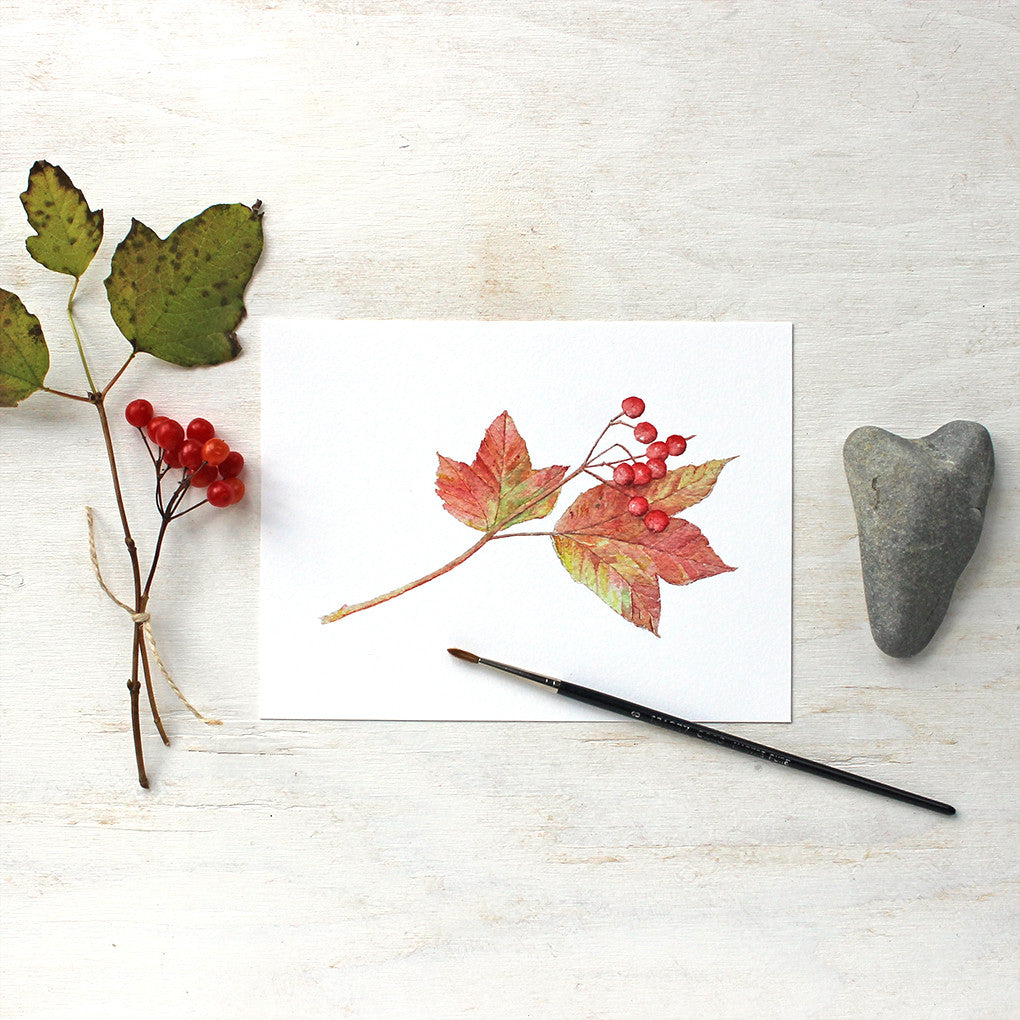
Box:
20;161;104;278
0;289;49;406
104;202;264;367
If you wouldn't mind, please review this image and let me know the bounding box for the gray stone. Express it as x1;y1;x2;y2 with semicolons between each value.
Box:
843;421;994;657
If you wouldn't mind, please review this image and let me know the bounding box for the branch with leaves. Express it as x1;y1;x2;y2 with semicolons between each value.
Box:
1;162;262;787
323;404;735;635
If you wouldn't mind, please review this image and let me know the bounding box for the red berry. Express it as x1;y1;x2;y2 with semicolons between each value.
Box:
155;419;185;451
666;434;687;457
180;439;204;470
218;451;244;479
627;496;649;517
163;447;183;469
631;462;652;486
189;464;218;488
644;510;669;533
207;480;233;508
646;457;667;479
621;396;645;419
187;418;215;444
125;399;153;428
223;477;246;505
201;438;230;467
613;463;635;486
633;422;657;444
146;416;169;442
646;441;669;460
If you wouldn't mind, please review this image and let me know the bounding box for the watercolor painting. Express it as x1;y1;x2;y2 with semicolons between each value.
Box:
260;320;791;723
322;404;735;635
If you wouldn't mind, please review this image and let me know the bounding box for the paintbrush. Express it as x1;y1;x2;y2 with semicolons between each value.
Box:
447;648;955;816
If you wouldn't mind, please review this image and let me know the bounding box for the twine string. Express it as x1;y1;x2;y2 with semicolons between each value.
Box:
86;506;222;726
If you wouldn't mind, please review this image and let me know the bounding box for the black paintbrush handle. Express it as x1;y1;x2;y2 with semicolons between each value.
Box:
558;680;956;816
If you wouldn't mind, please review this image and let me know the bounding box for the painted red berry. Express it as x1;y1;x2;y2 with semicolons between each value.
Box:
621;396;645;419
201;438;230;467
207;480;234;508
189;464;218;488
163;447;182;470
146;416;169;442
644;509;669;533
633;422;657;444
187;418;215;444
180;439;204;470
666;434;687;457
613;463;635;486
155;419;185;451
646;441;669;460
646;457;667;479
627;496;649;517
223;477;246;505
631;462;652;486
125;399;153;428
218;451;244;479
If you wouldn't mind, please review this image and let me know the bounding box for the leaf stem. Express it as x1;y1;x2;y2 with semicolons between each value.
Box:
67;277;98;394
41;385;92;402
491;531;555;539
102;351;136;397
322;530;498;623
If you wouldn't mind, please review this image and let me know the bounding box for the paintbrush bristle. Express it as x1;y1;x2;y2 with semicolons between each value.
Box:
447;648;480;663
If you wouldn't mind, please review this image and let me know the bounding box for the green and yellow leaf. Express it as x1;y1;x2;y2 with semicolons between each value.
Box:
104;202;263;367
20;161;103;278
0;289;49;407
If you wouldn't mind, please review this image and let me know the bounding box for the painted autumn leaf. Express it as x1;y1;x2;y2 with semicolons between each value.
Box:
0;288;49;407
20;161;104;279
436;411;569;532
552;459;735;634
104;202;264;367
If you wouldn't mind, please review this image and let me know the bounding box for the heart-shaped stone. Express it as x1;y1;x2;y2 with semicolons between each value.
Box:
843;421;994;657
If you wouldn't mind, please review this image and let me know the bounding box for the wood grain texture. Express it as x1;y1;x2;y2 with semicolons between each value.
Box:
1;1;1017;1016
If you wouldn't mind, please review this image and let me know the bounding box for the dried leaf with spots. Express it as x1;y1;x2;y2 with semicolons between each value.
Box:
436;411;568;532
552;460;735;634
104;202;264;367
0;289;49;407
20;161;104;279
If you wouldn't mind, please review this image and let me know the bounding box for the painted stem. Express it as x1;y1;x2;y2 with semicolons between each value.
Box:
320;414;633;624
321;530;497;623
321;453;598;624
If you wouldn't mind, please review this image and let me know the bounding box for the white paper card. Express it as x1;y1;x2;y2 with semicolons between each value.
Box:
260;320;792;722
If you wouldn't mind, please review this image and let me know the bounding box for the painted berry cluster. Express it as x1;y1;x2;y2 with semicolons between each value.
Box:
602;396;693;532
324;397;735;636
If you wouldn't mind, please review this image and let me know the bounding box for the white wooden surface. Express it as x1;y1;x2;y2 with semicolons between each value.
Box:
1;2;1017;1017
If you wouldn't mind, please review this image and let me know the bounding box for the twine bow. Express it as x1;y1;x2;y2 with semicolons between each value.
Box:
86;506;221;725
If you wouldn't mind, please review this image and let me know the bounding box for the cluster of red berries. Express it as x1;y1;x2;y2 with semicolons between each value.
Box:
124;398;245;509
615;396;691;533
